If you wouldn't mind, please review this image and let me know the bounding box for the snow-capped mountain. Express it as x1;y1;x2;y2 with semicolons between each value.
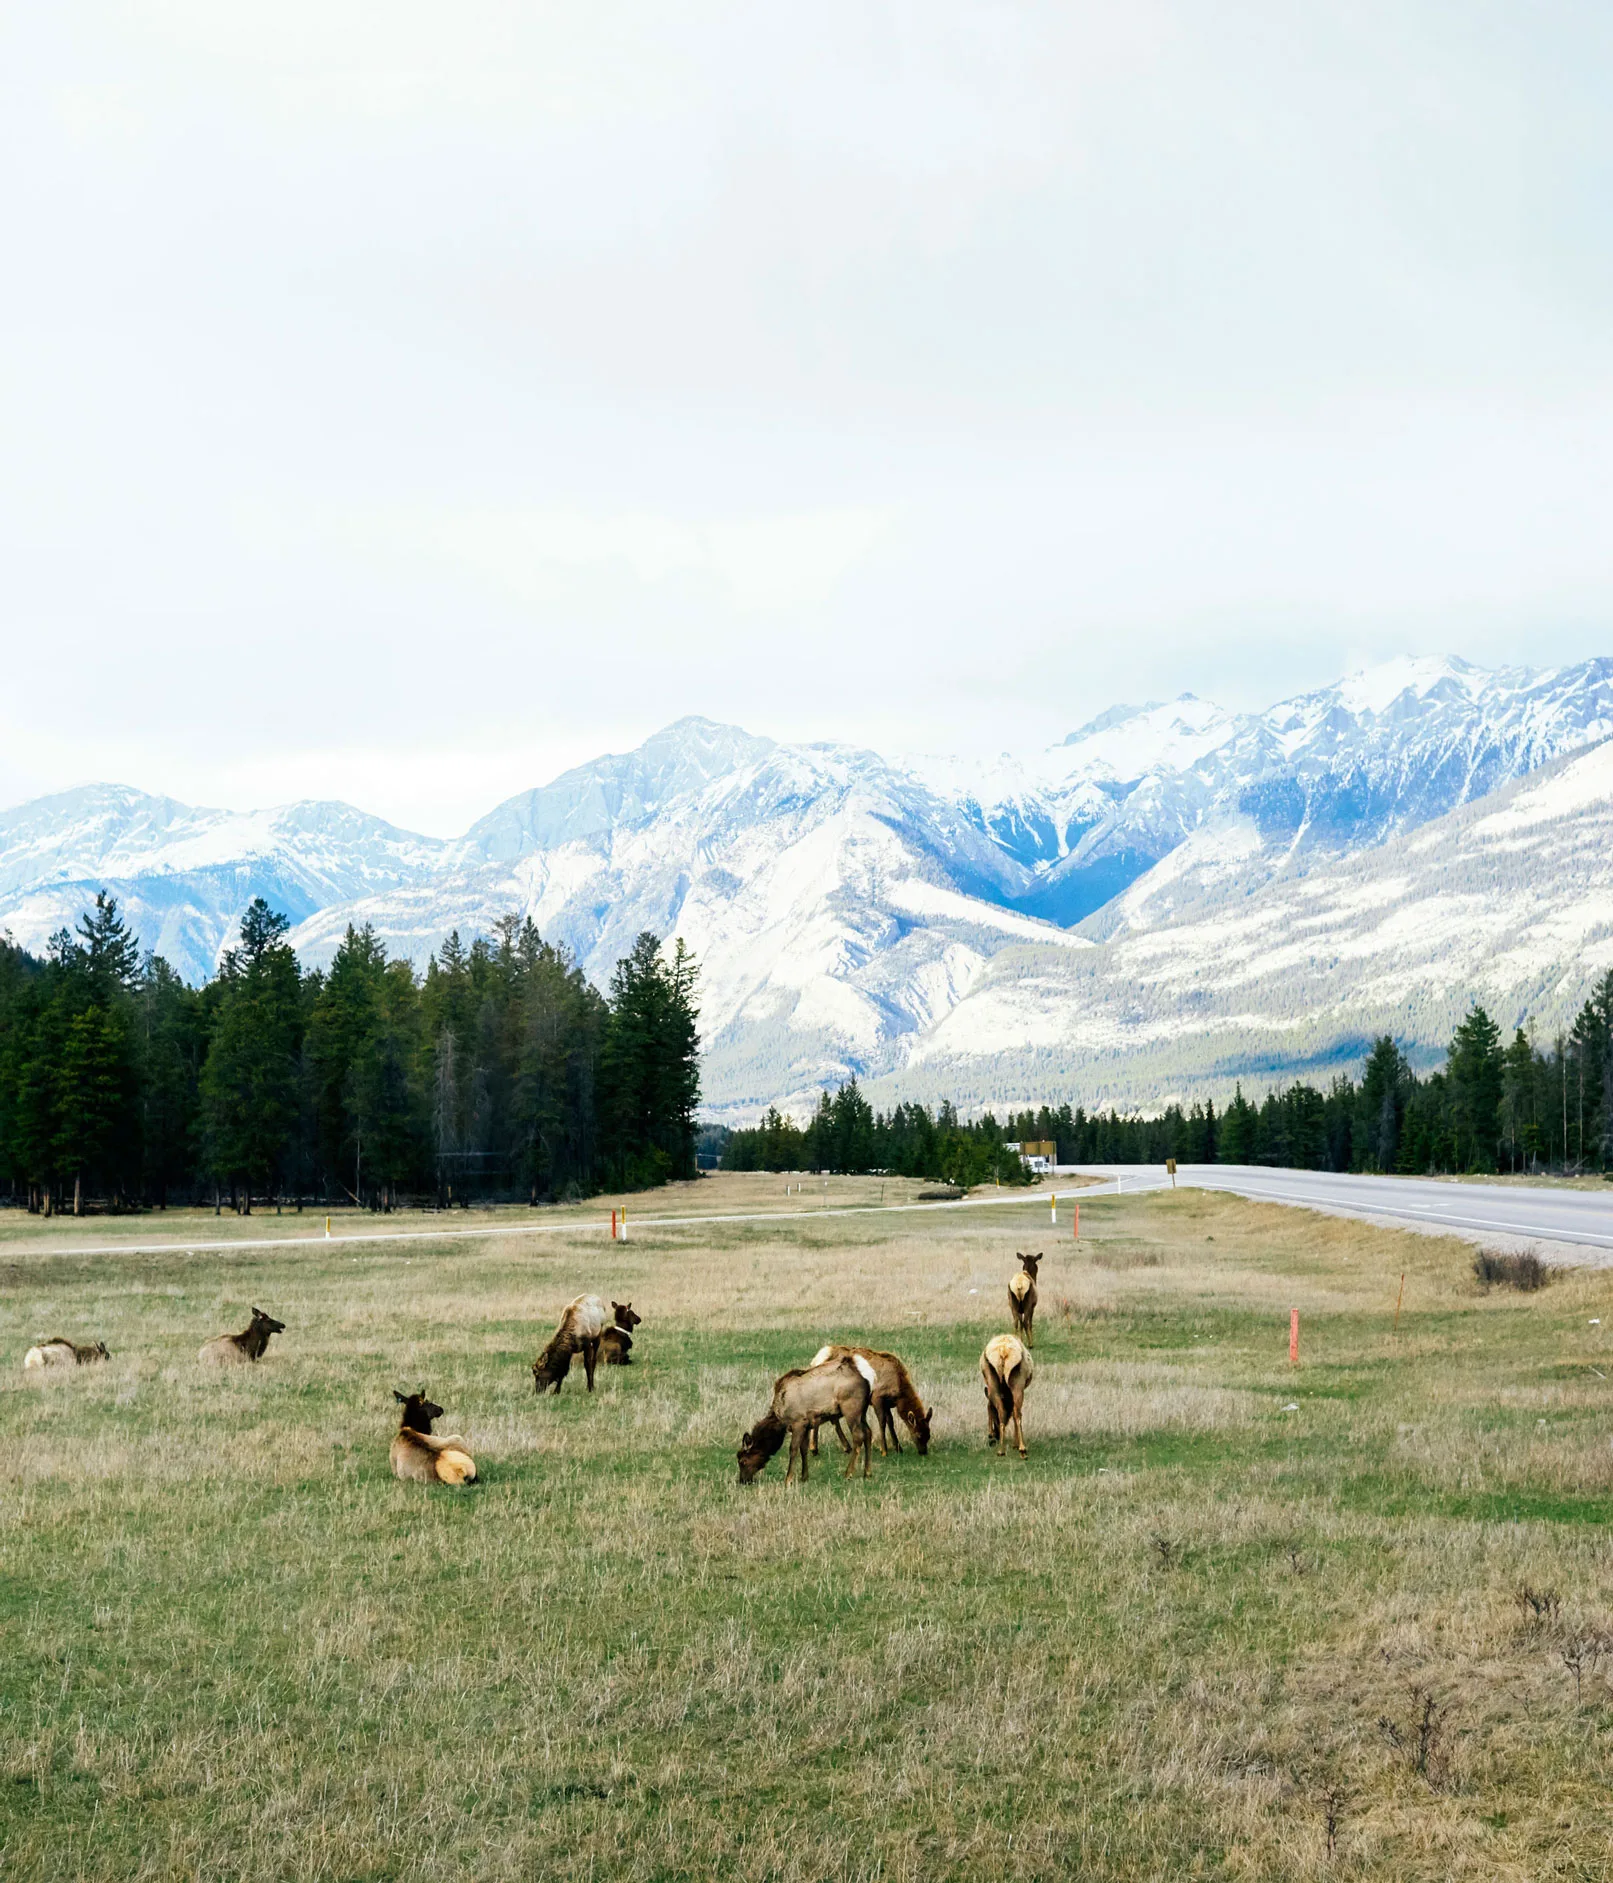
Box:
0;785;446;977
2;654;1610;1118
889;731;1613;1114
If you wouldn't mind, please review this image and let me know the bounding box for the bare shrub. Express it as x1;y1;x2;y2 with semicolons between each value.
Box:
1378;1685;1451;1790
1150;1532;1180;1570
1319;1779;1347;1862
1515;1583;1560;1625
1473;1249;1549;1291
1561;1630;1611;1702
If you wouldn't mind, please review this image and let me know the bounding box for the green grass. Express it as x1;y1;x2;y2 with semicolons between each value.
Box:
5;1182;1613;1879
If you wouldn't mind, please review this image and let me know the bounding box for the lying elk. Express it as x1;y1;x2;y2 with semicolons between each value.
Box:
199;1308;285;1367
532;1293;611;1395
981;1333;1034;1458
599;1300;642;1367
1008;1252;1040;1347
390;1390;477;1486
23;1337;110;1371
810;1345;932;1456
737;1354;874;1484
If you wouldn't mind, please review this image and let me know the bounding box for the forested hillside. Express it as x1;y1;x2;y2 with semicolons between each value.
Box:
0;896;700;1213
724;973;1613;1179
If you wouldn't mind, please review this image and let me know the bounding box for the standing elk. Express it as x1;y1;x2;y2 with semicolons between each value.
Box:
1008;1253;1040;1347
23;1338;110;1371
737;1354;875;1484
199;1308;285;1367
809;1345;932;1456
389;1390;477;1486
981;1333;1034;1458
532;1293;611;1395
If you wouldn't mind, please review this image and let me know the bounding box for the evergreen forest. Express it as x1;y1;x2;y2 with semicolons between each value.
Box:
722;972;1613;1179
0;896;701;1213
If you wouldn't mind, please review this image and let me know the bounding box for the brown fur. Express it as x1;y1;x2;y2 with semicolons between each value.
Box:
24;1338;109;1370
601;1301;642;1366
198;1308;285;1367
389;1390;477;1486
981;1333;1033;1458
809;1345;933;1456
1008;1252;1040;1347
532;1293;611;1395
737;1356;872;1484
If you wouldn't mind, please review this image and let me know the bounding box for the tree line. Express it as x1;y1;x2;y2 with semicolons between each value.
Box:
723;972;1613;1177
0;895;701;1214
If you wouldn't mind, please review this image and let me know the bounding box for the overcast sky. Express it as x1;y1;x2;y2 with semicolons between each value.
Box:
2;3;1610;834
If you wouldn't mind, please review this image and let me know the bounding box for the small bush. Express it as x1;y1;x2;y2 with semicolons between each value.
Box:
1474;1249;1549;1291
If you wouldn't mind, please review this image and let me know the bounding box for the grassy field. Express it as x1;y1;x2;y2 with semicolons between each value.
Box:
4;1176;1613;1881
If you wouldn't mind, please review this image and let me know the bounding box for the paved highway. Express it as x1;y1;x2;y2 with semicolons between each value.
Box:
1065;1163;1613;1256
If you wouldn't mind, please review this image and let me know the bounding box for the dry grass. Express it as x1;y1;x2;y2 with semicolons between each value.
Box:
3;1181;1613;1880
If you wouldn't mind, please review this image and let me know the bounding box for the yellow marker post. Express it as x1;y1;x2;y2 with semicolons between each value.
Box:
325;1216;330;1239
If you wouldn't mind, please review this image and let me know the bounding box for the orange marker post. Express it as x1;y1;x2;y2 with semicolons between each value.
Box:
1393;1272;1405;1334
1073;1202;1079;1241
611;1208;618;1241
1289;1308;1300;1366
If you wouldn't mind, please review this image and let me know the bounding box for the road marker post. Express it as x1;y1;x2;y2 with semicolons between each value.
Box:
1073;1202;1079;1241
611;1208;618;1241
1050;1190;1057;1226
1289;1308;1300;1366
1393;1272;1405;1334
325;1216;330;1239
621;1206;628;1243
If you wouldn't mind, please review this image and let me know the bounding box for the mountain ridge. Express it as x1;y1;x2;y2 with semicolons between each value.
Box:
3;654;1609;1120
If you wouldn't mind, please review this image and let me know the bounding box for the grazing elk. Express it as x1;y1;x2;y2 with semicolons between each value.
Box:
981;1333;1034;1458
600;1300;642;1367
199;1308;285;1366
23;1338;110;1371
531;1293;610;1395
1008;1252;1041;1347
809;1345;933;1456
737;1353;875;1484
389;1390;477;1486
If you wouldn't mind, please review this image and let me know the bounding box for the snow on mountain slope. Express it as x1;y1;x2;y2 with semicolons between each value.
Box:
0;785;446;978
3;658;1612;1120
887;735;1613;1115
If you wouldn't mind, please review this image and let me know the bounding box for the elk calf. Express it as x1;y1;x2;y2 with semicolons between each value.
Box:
600;1300;642;1366
981;1333;1034;1458
810;1345;933;1456
737;1355;874;1484
23;1338;110;1371
199;1308;285;1366
390;1390;477;1486
1008;1252;1041;1347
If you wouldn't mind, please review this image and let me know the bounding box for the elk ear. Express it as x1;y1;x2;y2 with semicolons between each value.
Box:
926;1404;935;1422
393;1389;408;1404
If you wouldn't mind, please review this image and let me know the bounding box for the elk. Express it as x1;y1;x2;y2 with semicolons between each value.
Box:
600;1300;642;1367
1008;1252;1041;1347
981;1333;1034;1458
531;1293;610;1395
389;1390;477;1486
198;1308;285;1366
23;1338;110;1371
737;1354;874;1484
810;1345;932;1456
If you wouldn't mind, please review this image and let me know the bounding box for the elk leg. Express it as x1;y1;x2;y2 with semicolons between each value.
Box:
846;1410;871;1479
785;1428;799;1484
582;1339;598;1392
1024;1309;1034;1348
810;1425;819;1457
985;1389;1000;1450
883;1402;902;1454
796;1425;810;1484
1012;1390;1026;1458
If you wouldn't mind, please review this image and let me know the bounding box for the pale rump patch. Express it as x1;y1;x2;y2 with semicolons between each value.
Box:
1009;1272;1032;1301
852;1353;878;1388
566;1294;609;1341
810;1344;834;1367
983;1334;1025;1381
436;1448;476;1485
23;1346;54;1370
